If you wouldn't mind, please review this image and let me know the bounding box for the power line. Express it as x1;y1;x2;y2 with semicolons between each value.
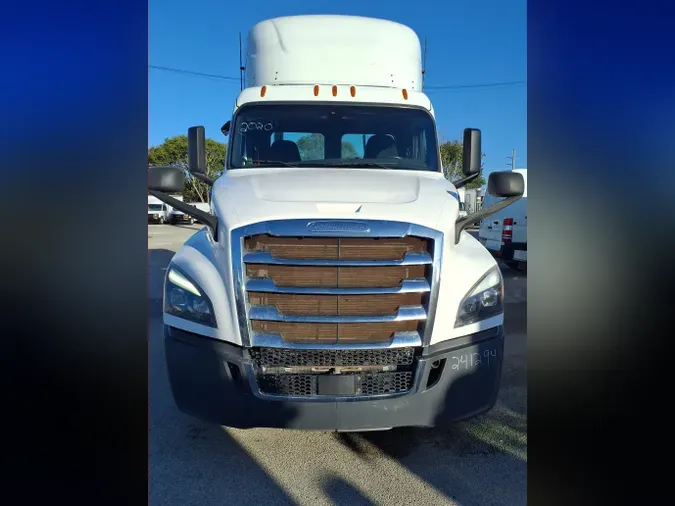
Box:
148;65;240;82
148;65;526;91
425;80;526;90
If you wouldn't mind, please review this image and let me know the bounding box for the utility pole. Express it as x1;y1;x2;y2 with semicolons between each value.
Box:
506;148;516;170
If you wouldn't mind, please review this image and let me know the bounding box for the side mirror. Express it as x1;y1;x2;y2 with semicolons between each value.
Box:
188;126;207;174
488;171;524;197
148;166;185;193
220;121;231;137
462;128;481;176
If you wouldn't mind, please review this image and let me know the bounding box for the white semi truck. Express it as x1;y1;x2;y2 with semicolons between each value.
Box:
148;15;524;431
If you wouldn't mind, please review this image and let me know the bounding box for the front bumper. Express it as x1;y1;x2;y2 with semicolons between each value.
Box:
164;325;504;430
169;215;193;223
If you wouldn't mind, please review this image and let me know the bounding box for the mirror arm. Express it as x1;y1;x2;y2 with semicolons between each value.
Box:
148;190;218;239
193;173;215;186
454;194;522;244
452;172;480;189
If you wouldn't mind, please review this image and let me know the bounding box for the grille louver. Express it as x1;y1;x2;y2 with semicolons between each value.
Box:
243;234;433;344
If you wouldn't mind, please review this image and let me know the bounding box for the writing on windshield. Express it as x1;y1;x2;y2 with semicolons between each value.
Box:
229;104;439;172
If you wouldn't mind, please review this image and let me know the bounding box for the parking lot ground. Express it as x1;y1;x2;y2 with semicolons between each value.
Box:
149;224;526;506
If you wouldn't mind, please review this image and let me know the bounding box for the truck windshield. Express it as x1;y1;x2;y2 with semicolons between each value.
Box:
148;204;163;211
229;103;439;172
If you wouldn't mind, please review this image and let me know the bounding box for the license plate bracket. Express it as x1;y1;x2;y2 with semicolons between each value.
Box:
317;375;357;396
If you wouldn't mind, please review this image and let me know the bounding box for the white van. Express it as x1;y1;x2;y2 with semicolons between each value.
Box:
478;169;527;270
148;195;170;224
149;194;182;224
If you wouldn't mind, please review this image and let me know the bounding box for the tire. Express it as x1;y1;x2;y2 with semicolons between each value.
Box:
159;216;165;225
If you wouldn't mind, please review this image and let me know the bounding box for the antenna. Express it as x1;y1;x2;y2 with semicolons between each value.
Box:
422;36;427;89
239;32;245;91
507;149;516;170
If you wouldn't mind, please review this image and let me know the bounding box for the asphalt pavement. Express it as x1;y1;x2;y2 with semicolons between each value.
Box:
149;223;527;506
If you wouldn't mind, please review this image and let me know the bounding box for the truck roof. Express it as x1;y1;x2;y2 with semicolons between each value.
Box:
245;15;423;90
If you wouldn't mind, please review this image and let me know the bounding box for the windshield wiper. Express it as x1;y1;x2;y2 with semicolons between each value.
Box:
244;160;299;167
323;161;394;170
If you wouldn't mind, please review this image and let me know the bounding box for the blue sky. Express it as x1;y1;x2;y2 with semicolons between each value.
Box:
149;0;526;174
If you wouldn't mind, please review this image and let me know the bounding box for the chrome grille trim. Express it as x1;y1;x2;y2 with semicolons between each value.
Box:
249;331;422;349
243;251;432;266
249;305;427;323
231;219;444;348
245;278;431;295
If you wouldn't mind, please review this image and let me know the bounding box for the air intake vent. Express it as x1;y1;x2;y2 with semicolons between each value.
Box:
242;235;432;345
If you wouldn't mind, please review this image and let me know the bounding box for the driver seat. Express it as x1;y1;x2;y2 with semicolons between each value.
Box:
364;134;398;158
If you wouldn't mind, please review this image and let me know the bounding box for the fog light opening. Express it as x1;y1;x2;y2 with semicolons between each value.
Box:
225;362;244;390
426;359;446;389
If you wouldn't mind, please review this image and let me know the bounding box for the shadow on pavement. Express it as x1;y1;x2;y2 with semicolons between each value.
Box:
334;359;527;505
333;304;528;505
321;476;376;506
149;246;300;505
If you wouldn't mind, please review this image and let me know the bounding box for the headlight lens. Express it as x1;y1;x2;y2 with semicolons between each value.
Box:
455;266;504;327
164;267;217;327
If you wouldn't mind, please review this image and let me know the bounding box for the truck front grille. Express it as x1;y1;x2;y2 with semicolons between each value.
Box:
240;233;435;345
257;372;414;397
231;220;443;399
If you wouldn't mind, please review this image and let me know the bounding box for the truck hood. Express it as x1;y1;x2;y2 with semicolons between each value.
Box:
249;169;418;204
212;168;458;231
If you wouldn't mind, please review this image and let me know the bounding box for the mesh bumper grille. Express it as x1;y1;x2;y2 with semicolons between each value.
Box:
257;372;414;397
249;347;415;368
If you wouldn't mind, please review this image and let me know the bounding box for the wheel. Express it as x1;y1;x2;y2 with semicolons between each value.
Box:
189;219;195;225
159;216;165;225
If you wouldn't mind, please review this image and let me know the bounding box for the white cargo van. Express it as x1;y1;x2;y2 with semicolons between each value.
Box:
148;195;170;224
478;169;527;270
147;15;524;431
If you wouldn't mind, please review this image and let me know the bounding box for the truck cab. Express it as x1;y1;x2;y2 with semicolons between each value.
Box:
148;15;524;431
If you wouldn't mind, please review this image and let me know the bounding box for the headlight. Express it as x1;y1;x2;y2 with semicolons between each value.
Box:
164;266;217;327
455;266;503;327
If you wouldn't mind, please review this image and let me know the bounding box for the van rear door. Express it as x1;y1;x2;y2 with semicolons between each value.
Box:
478;195;504;253
511;210;527;261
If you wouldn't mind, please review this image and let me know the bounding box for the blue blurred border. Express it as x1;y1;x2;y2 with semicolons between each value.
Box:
1;1;148;498
529;1;673;503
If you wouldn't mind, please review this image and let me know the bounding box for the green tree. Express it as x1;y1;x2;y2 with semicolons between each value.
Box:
296;133;359;160
439;140;486;189
296;133;324;160
148;135;226;202
341;141;359;159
